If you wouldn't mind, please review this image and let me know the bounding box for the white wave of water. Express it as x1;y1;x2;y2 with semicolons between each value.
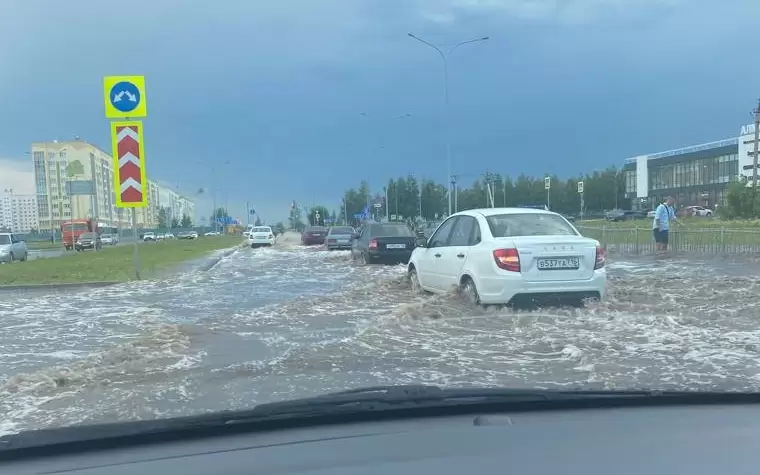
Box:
2;250;760;436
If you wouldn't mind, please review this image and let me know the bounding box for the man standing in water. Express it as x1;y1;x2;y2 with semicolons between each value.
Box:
653;196;678;252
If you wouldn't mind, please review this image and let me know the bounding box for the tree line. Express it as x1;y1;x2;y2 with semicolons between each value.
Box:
334;167;627;224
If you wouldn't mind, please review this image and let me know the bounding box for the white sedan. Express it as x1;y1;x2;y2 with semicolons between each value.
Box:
407;208;606;307
246;226;276;248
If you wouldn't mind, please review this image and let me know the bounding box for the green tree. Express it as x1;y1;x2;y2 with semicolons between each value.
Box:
181;214;192;228
65;160;85;177
344;166;631;222
723;179;753;218
308;205;330;226
288;203;305;231
157;207;169;229
170;217;179;229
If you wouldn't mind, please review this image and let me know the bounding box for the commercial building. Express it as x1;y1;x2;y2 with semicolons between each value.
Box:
621;123;759;209
0;192;39;233
31;139;195;232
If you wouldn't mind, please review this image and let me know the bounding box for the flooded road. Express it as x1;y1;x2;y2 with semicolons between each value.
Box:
2;234;760;435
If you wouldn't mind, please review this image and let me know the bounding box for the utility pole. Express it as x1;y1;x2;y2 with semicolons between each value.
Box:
753;98;760;215
450;175;458;214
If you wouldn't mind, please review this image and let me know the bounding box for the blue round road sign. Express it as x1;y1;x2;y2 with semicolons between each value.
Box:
110;81;141;113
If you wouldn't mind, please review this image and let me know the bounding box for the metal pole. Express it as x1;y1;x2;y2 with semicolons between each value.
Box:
753;99;760;215
407;34;489;216
580;192;585;220
385;186;389;221
131;208;141;279
395;184;399;216
418;181;423;219
211;166;217;233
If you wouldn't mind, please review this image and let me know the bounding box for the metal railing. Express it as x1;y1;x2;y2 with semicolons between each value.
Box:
576;225;760;254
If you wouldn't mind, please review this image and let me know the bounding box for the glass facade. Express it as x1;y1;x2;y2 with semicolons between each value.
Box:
623;145;739;209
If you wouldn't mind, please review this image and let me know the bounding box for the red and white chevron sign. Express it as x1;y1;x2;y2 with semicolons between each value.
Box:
111;120;147;207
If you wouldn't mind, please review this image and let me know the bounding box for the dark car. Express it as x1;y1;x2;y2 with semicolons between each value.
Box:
302;226;328;246
351;223;416;265
75;232;102;251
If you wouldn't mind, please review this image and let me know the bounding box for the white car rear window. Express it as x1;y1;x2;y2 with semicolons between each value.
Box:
253;227;271;233
486;213;577;237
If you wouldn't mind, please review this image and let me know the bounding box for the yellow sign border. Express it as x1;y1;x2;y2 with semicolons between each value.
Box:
111;120;148;208
103;75;148;119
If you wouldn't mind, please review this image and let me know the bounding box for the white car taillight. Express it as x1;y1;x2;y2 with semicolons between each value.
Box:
594;246;605;269
493;248;520;272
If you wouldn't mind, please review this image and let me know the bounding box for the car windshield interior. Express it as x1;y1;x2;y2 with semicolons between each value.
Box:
308;227;327;232
486;213;578;237
374;224;413;237
0;235;10;245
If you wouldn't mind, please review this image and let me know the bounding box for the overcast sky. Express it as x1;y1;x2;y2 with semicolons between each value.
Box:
1;0;758;222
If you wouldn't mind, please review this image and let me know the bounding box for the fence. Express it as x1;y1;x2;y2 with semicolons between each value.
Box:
576;226;760;254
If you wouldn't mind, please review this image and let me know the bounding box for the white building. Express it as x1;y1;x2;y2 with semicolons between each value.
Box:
31;139;195;230
158;185;196;226
0;192;39;233
31;139;129;232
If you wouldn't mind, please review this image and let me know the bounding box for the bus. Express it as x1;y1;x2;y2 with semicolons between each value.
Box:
60;219;94;250
96;224;119;236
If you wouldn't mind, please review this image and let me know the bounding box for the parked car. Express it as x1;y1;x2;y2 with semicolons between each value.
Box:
351;223;416;265
0;232;28;263
75;232;102;251
99;233;119;245
407;208;606;307
325;226;356;250
177;231;198;240
143;232;156;242
302;226;328;246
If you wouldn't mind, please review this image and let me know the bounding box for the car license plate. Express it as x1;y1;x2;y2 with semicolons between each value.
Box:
386;244;406;249
537;257;579;270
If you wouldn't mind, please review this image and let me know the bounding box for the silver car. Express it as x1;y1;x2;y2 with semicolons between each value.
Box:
326;226;356;251
0;232;28;263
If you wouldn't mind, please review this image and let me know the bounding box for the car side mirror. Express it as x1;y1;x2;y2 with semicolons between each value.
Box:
415;237;427;248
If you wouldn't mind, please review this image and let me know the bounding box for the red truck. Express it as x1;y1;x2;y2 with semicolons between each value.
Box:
60;219;94;250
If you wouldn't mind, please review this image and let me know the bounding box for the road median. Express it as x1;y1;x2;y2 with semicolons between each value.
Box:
0;236;243;287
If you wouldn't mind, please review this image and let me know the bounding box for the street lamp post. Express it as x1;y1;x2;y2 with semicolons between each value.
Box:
407;33;489;217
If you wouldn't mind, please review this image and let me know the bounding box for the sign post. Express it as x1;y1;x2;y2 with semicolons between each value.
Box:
544;176;551;210
577;181;584;220
105;75;148;280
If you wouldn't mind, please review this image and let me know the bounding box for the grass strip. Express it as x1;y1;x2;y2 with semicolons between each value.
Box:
0;236;243;286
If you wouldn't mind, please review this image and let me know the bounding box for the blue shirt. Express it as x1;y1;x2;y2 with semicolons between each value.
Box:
653;203;674;231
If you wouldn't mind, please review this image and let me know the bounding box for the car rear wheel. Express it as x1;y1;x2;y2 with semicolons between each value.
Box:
460;276;481;306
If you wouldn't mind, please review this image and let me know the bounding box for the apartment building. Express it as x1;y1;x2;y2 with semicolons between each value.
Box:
31;139;195;230
0;192;39;233
158;185;196;225
31;140;129;232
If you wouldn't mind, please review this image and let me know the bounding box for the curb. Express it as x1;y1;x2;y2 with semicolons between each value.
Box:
0;281;121;291
198;245;242;272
